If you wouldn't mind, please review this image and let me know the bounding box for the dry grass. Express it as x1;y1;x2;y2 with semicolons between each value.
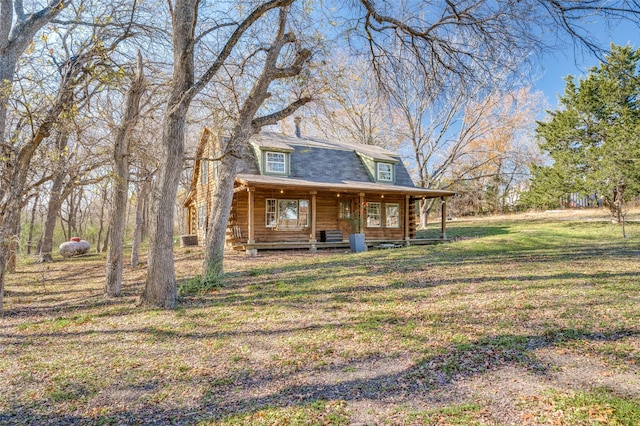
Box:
1;209;639;425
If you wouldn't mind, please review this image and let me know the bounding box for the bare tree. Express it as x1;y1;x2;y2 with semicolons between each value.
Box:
35;120;109;262
38;131;72;263
447;87;543;215
0;0;71;311
202;6;311;281
347;1;640;87
140;0;304;308
0;0;69;171
0;0;142;310
0;47;106;309
26;190;42;255
105;52;146;297
308;55;401;149
130;173;151;268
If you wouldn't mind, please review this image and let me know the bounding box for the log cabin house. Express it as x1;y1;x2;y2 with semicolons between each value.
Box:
183;127;456;254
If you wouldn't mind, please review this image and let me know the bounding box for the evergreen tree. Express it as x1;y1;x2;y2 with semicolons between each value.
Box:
523;45;640;230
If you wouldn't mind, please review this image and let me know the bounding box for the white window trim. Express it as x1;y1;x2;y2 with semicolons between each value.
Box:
366;202;382;228
265;198;309;229
385;203;401;228
376;162;393;182
298;200;310;227
266;199;277;228
265;151;287;174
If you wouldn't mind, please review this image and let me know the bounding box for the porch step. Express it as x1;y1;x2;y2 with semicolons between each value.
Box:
319;230;343;242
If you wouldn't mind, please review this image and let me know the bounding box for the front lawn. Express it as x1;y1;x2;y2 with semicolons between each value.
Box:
2;214;639;424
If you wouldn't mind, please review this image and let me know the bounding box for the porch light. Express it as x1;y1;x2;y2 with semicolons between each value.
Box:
280;189;284;194
337;193;340;197
381;194;384;198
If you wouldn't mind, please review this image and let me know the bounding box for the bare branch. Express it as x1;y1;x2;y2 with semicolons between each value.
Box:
13;0;24;22
6;0;68;53
185;0;295;106
251;97;312;131
194;20;237;45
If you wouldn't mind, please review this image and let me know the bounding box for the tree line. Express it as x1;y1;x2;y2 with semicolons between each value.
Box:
522;45;640;236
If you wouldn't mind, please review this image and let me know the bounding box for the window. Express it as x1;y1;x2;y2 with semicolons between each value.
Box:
265;199;309;229
386;203;400;228
377;162;393;182
339;200;352;219
366;202;381;227
266;151;286;174
200;160;209;184
299;200;309;226
278;199;298;221
266;199;277;228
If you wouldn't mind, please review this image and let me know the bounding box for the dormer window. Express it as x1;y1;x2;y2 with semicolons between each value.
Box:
376;162;394;182
265;151;287;174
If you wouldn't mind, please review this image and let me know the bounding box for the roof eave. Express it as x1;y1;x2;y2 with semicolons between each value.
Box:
235;175;456;198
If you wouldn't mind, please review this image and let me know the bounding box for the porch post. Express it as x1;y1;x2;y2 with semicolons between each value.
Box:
358;192;365;234
440;197;447;239
310;190;317;253
247;187;257;256
404;194;411;245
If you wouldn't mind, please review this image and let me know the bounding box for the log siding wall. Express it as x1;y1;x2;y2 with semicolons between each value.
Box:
230;189;410;244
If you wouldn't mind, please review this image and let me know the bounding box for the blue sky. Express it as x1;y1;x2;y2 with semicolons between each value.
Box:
536;19;639;108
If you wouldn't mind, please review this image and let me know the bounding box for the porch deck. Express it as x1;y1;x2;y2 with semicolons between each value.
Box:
231;238;451;253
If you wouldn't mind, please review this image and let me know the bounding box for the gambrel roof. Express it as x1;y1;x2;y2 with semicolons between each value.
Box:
239;132;455;198
185;129;456;206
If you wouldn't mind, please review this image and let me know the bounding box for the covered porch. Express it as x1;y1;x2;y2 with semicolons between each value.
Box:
233;175;456;255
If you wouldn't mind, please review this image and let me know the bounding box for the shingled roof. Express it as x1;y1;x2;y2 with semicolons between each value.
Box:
237;132;455;198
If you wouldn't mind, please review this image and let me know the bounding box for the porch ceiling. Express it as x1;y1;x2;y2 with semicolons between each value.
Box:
236;174;456;198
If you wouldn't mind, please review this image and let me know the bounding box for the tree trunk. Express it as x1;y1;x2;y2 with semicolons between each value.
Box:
105;166;129;297
420;198;436;228
0;105;60;310
38;133;70;263
59;213;68;242
38;172;66;263
0;55;17;180
95;185;108;253
6;221;19;273
4;51;92;285
141;0;299;308
615;184;627;239
140;0;196;308
140;109;186;308
131;179;149;268
201;8;311;280
27;192;40;255
0;23;79;310
68;188;82;237
203;149;242;279
101;227;110;253
419;199;428;228
0;139;42;310
106;53;145;297
142;189;149;243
